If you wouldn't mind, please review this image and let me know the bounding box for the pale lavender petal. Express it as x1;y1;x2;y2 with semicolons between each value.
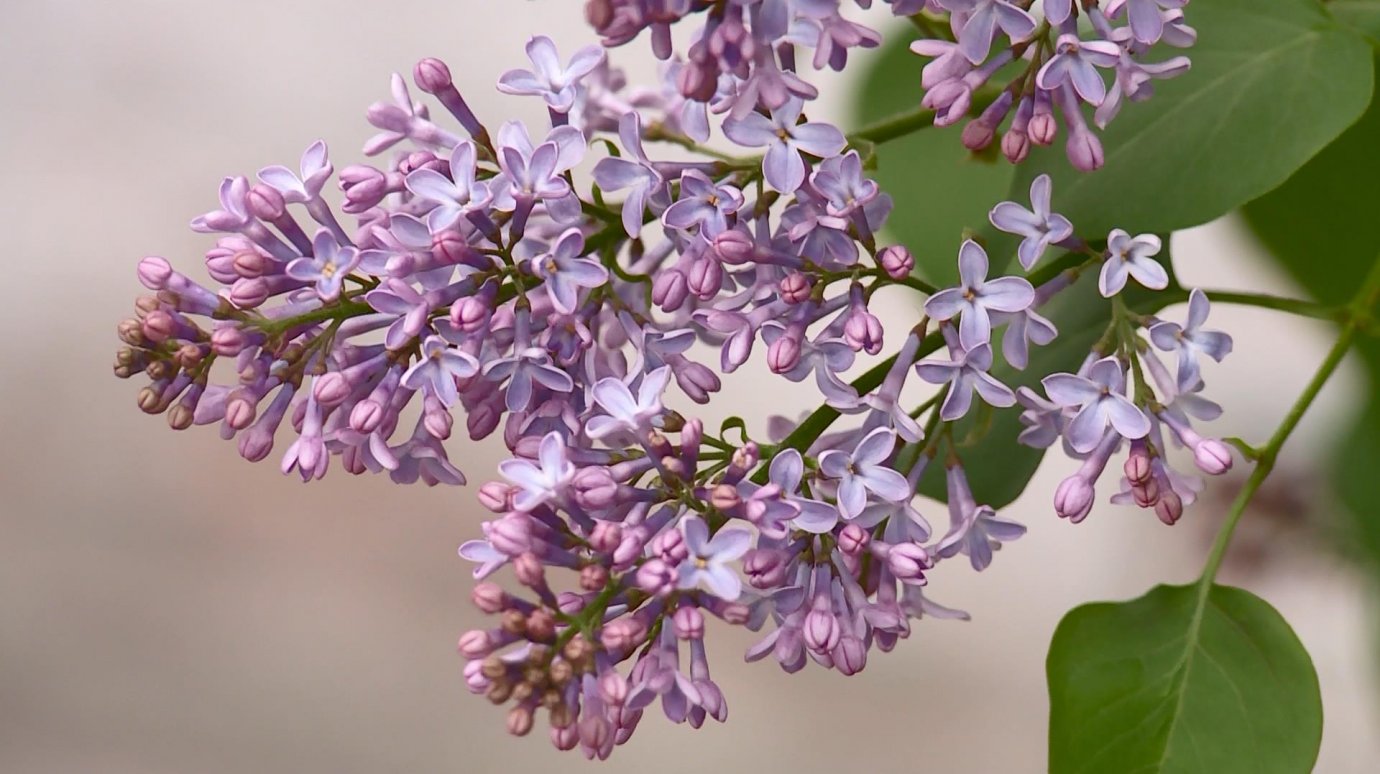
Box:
1043;373;1100;406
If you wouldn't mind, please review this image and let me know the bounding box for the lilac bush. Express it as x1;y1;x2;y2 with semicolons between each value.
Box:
112;0;1380;765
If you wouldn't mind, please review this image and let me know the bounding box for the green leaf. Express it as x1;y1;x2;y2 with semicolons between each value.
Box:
854;29;1016;286
1333;0;1380;43
1008;0;1374;244
1240;54;1380;564
916;255;1172;508
1048;584;1323;774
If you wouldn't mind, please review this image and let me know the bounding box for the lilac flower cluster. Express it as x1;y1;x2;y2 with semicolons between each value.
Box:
913;0;1194;168
585;2;1194;170
112;4;1223;759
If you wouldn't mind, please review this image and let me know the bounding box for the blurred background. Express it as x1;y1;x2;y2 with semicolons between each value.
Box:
3;2;1378;772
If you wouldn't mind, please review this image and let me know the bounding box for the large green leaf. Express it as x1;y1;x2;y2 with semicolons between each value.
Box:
1010;0;1373;241
1240;55;1380;562
916;256;1173;508
855;30;1016;287
1048;584;1323;774
1333;0;1380;42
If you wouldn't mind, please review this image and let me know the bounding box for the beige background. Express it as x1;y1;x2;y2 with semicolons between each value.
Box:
2;2;1377;772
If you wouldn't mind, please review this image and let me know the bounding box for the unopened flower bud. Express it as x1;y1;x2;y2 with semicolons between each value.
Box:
579;564;609;591
1193;439;1233;476
713;229;755;264
635;558;675;596
673;606;705;639
1054;474;1095;523
513;552;546;587
210;326;247;356
1002;129;1031;163
477;481;513;512
472;582;507;613
1066;126;1105;172
779;272;811;304
878;245;913;280
1155;490;1184;525
834;635;867;676
506;706;534;737
767;335;801;374
457;629;494;659
886;542;931;584
838;523;870;556
710;484;740;511
247;184;286;220
137;256;173;290
743;548;788;588
413;57;454;94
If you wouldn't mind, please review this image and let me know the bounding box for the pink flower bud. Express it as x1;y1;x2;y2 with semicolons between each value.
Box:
232;250;272;279
743;548;788;588
720;602;750;625
1124;445;1153;485
350;399;385;433
1029;110;1058;146
713;230;756;264
1193;440;1233;476
635;558;675;596
507;707;534;737
804;606;841;654
878;245;914;280
599;670;629;705
838;523;870;556
844;308;884;355
1066;127;1105;172
551;724;579;752
687;257;723;298
779;273;811;304
229;278;270;309
210;326;247;356
513;552;545;587
247;183;286;220
467;398;503;440
650;529;688;564
224;395;257;430
414;57;454;94
339;165;389;212
652;269;689;311
463;659;490;694
767;335;802;374
580;564;610;591
433;229;478;267
834;635;867;676
137;256;173;290
1155;490;1184;525
488;515;533;556
675;362;721;403
673;606;705;639
1054;475;1095;523
886;542;931;584
476;482;513;512
471;582;507;613
141;310;175;343
961;119;996;151
1002;129;1031;163
450;296;489;333
313;373;351;407
457;629;494;659
589;521;623;554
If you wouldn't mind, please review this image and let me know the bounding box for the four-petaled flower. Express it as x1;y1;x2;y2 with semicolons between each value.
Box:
1042;356;1152;453
676;516;753;600
989;174;1074;270
723;98;847;192
286;229;361;301
586;366;672;441
1037;33;1122;106
1149;289;1233;391
528;228;609;313
258;140;333;203
937;0;1038;64
661;170;744;237
818;428;912;520
915;342;1016;421
401;335;480;406
405;141;491;233
591;111;665;236
497;35;606;113
924;240;1035;350
498;431;576;512
1100;229;1168;297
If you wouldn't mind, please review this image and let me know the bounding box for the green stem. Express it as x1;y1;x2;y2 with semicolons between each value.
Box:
1180;289;1341;322
847;86;1001;147
1196;255;1380;591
